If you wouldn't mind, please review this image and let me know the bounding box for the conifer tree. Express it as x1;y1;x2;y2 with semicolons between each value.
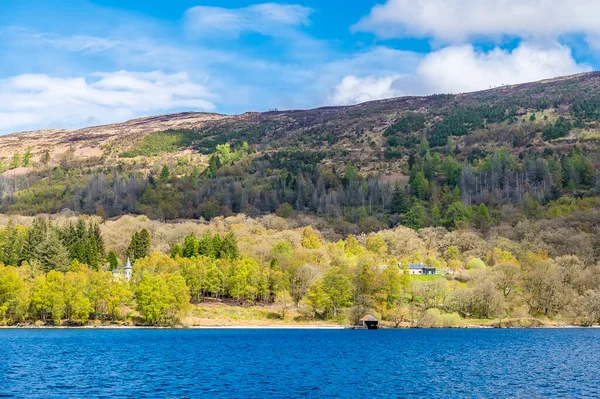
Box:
211;234;223;258
8;152;21;170
198;232;215;258
107;250;119;271
182;233;199;258
160;165;171;182
170;244;183;259
126;229;151;261
22;147;32;167
390;185;409;215
220;232;240;260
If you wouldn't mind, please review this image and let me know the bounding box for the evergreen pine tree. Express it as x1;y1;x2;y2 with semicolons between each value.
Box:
22;146;33;167
182;233;199;258
126;232;139;260
170;244;183;259
107;250;119;271
8;152;21;170
160;165;171;182
198;232;215;258
137;229;151;259
212;234;223;259
220;232;240;260
390;185;409;215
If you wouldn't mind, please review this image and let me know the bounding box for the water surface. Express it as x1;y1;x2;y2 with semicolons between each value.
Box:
0;328;598;398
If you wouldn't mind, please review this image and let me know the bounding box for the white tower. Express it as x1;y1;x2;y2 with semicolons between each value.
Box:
124;258;132;281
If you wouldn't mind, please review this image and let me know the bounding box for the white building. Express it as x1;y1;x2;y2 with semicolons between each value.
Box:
399;262;437;275
112;258;133;281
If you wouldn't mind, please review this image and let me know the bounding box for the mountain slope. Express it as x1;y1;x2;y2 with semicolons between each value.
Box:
0;71;599;237
3;71;600;170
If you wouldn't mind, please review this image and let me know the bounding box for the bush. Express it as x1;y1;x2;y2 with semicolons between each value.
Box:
420;309;464;328
466;258;486;270
276;203;293;218
542;117;572;141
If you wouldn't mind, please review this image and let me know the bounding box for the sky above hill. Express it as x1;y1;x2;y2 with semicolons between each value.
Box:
1;0;599;133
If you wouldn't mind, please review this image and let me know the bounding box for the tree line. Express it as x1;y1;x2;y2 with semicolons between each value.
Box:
1;219;600;327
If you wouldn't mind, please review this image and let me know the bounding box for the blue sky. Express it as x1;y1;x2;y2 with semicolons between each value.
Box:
1;0;599;133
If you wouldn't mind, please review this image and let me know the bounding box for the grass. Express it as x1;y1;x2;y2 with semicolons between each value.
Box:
410;275;446;281
578;130;600;141
185;301;339;327
191;304;278;322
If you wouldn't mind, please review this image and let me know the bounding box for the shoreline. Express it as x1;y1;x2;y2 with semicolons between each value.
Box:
0;325;346;330
0;324;598;330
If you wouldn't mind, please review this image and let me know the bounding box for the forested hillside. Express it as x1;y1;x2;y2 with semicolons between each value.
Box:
1;73;600;326
0;214;599;327
1;72;600;237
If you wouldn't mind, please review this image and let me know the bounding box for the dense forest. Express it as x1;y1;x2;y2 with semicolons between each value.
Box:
0;213;599;327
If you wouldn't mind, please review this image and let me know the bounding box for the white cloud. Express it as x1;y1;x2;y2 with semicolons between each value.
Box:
0;70;215;133
330;42;590;105
330;75;403;105
415;42;591;93
354;0;600;42
185;3;313;38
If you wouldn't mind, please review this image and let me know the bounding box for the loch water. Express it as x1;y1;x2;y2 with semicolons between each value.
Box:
0;328;599;398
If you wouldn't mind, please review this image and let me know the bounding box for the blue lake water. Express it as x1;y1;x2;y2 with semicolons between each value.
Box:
0;328;599;398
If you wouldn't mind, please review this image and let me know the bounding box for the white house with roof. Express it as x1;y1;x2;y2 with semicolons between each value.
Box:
112;258;133;281
399;262;437;275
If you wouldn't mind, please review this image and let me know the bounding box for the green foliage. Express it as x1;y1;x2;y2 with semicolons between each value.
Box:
22;147;32;167
443;202;471;228
466;258;487;270
430;104;514;147
390;185;409;215
176;231;239;261
403;204;427;230
305;281;332;318
276;202;293;218
126;229;151;261
220;232;240;261
409;170;430;200
121;130;198;158
321;266;353;316
365;234;387;255
107;250;119;271
9;152;21;170
170;244;183;259
160;165;171;181
301;227;321;249
61;218;104;270
543;117;572;141
136;274;190;325
272;241;293;256
198;232;217;259
24;219;70;273
384;113;426;136
182;233;199;258
25;266;132;324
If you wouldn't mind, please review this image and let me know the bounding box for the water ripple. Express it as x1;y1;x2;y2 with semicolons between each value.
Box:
0;329;599;398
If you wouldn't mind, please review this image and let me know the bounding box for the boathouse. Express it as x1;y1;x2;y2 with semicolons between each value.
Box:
359;315;379;329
